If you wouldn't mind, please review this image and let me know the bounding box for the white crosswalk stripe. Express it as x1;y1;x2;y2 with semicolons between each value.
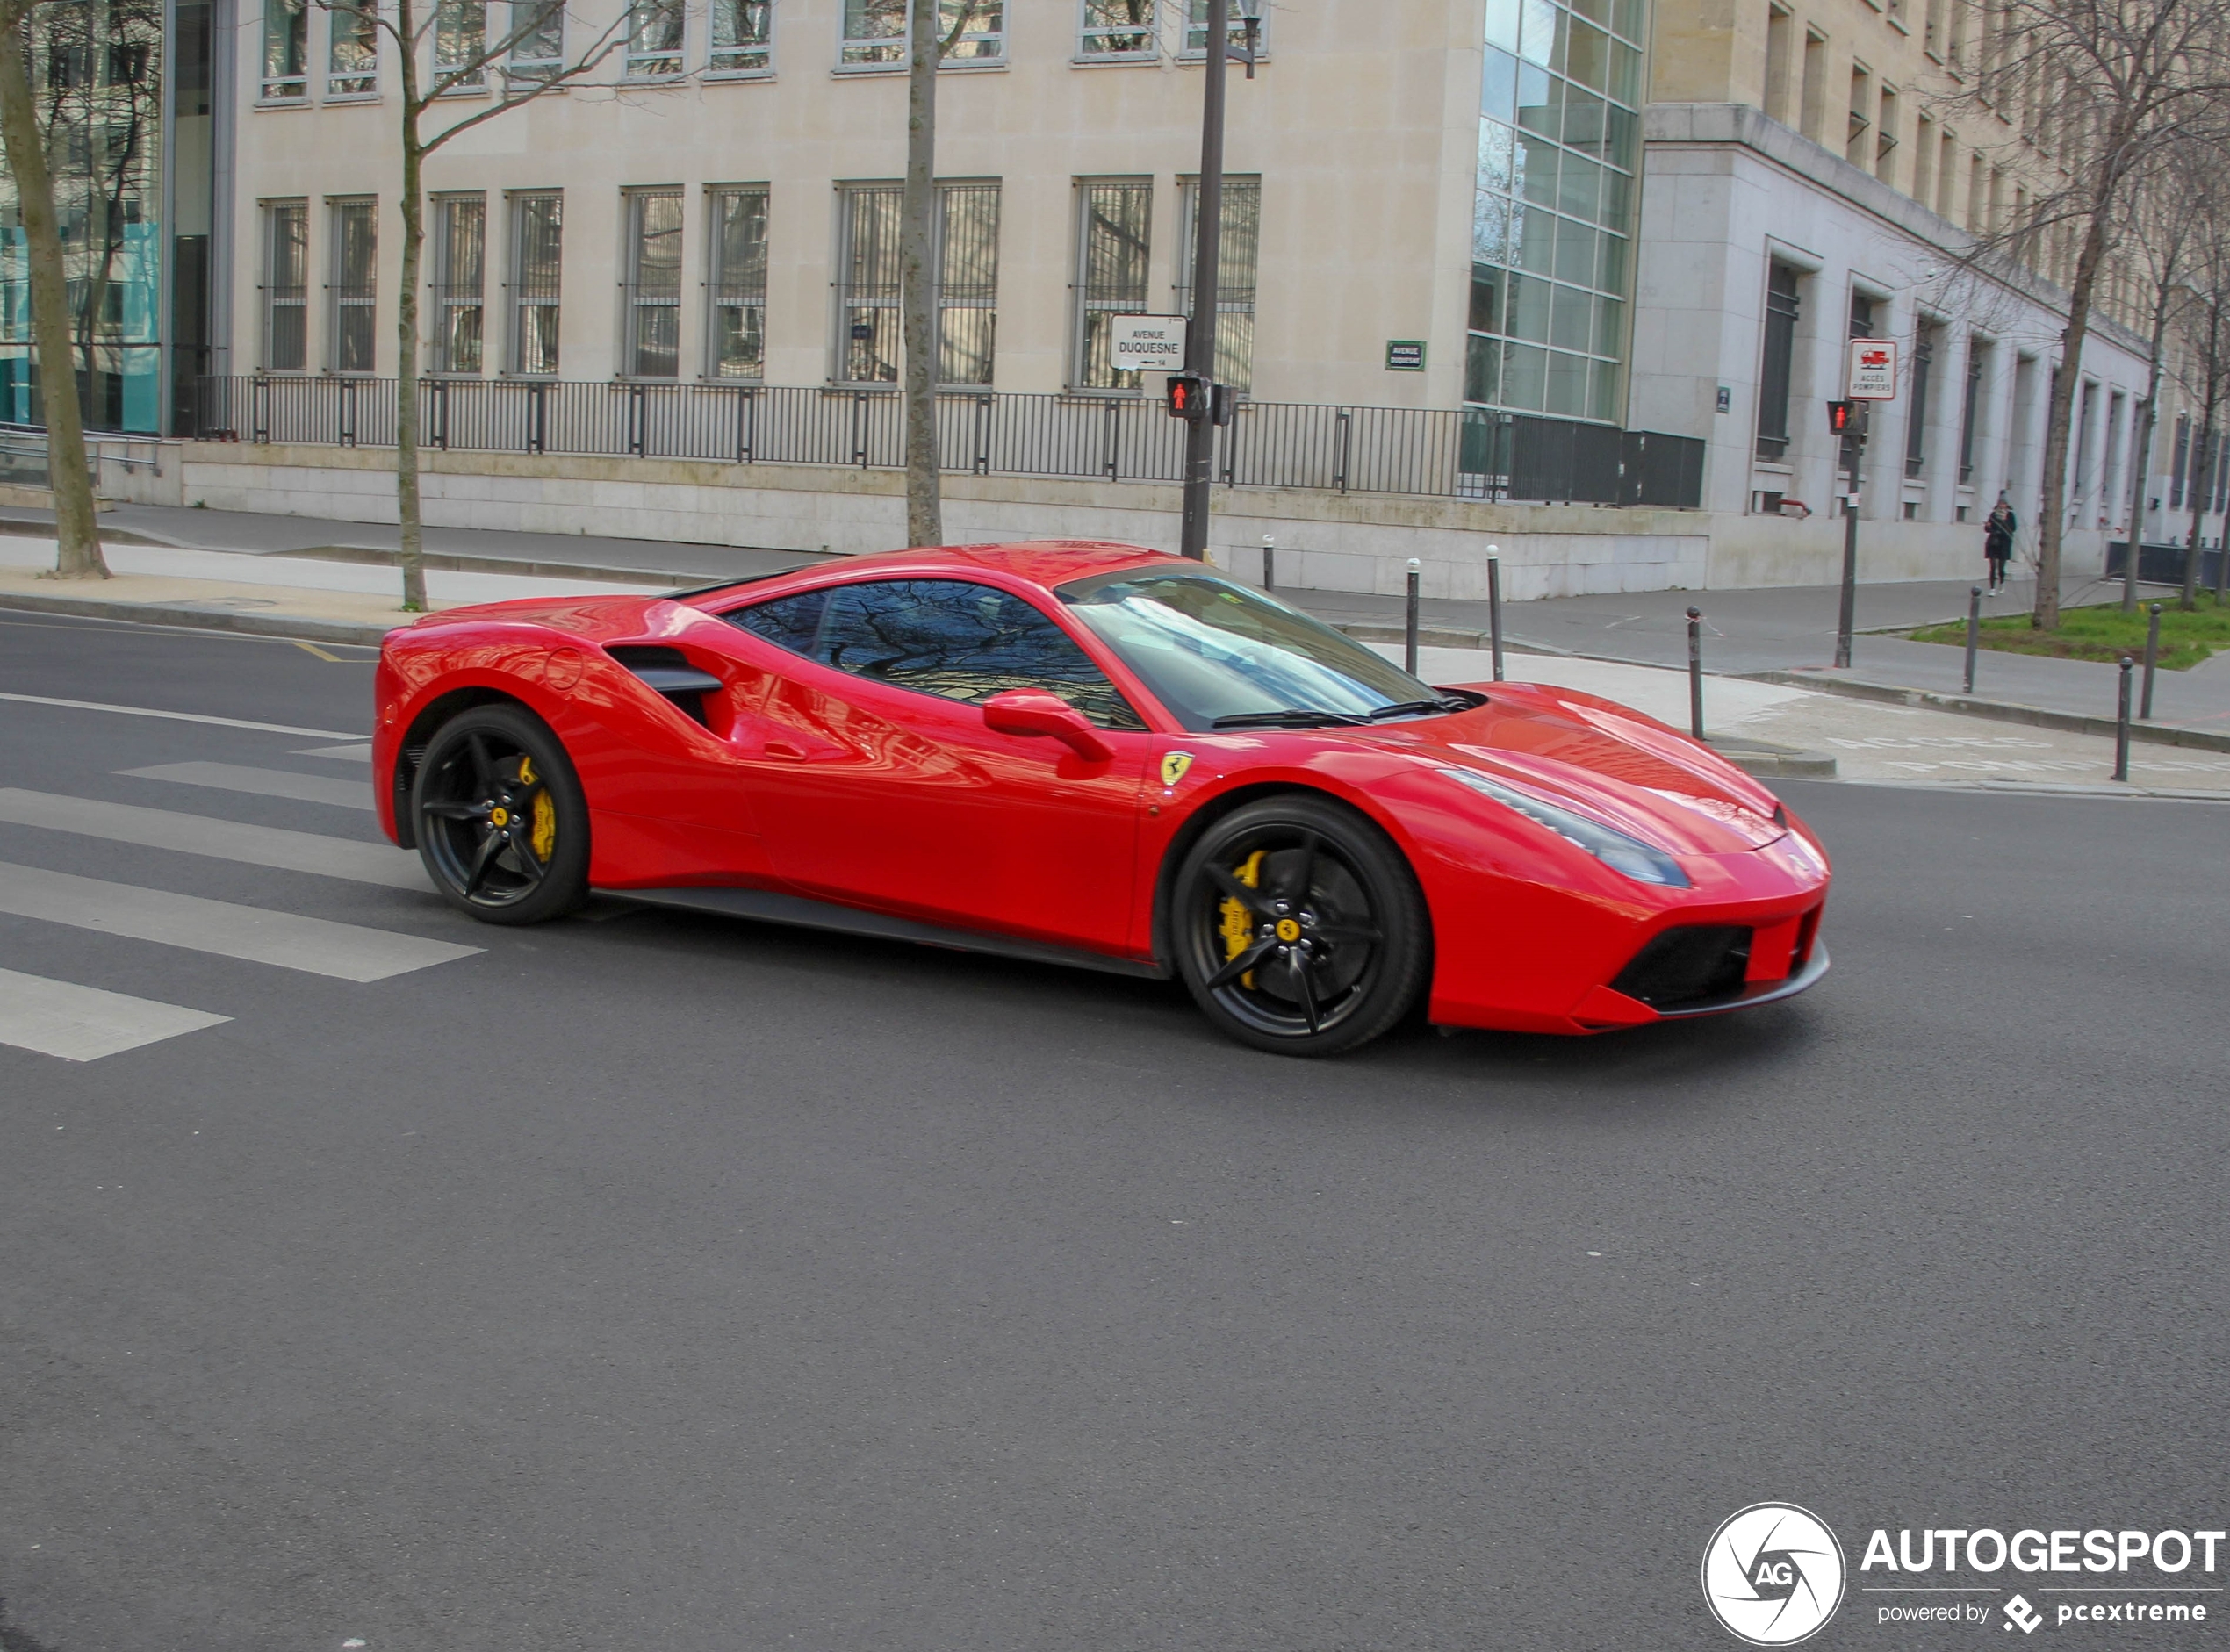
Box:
0;966;229;1061
117;761;372;809
0;860;479;981
0;789;425;888
293;743;375;762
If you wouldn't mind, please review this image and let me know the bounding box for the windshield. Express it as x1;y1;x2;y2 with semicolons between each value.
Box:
1057;569;1442;731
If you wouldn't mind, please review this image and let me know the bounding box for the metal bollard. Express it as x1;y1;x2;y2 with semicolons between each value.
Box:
1486;548;1507;682
1405;558;1422;677
1687;606;1706;740
1964;585;1982;694
2114;657;2134;781
1262;535;1276;591
2140;601;2162;720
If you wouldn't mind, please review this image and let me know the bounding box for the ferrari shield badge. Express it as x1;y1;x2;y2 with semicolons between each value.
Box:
1160;751;1195;787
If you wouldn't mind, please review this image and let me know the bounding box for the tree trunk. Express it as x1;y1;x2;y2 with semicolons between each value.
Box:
900;0;941;549
394;0;428;610
2186;406;2215;611
2123;287;2171;613
0;10;107;578
2032;210;2111;631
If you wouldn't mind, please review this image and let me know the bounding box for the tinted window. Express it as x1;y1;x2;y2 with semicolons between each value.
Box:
745;578;1145;730
730;588;829;655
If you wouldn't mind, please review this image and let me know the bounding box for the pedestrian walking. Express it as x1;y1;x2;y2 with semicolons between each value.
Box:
1983;495;2018;593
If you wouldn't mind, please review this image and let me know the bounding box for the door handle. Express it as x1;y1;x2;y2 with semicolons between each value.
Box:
765;740;807;761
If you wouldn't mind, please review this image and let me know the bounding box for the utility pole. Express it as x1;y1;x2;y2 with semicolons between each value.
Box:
1178;0;1231;561
1836;408;1864;669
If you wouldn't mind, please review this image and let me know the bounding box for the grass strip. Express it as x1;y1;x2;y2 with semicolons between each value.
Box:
1910;592;2230;671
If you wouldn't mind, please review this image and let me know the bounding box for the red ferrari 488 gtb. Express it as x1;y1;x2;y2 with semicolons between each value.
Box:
374;542;1828;1056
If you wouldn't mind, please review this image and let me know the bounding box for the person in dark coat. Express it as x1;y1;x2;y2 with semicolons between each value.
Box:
1983;495;2018;593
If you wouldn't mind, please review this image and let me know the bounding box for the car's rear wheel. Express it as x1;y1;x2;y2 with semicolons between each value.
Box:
414;704;589;925
1171;795;1430;1057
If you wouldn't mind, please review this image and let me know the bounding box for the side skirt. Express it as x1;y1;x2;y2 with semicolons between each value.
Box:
600;884;1172;981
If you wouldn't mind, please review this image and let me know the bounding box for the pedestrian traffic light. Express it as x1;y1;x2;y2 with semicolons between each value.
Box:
1166;374;1209;422
1827;400;1853;435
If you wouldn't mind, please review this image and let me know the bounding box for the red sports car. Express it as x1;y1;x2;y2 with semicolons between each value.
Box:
373;542;1828;1056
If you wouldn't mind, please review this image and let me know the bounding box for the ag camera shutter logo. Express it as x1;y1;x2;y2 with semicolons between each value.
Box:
1702;1503;1847;1645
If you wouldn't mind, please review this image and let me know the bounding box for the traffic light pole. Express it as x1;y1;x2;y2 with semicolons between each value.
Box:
1835;408;1865;670
1178;0;1230;561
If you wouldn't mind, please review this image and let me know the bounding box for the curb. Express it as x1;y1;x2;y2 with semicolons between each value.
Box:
1711;742;1839;779
1335;620;1573;657
1745;669;2230;755
0;591;397;647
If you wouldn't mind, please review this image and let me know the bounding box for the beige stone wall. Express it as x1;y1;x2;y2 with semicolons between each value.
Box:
227;0;1488;410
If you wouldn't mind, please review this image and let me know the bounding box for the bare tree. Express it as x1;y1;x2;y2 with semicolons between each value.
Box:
2170;185;2230;608
1945;0;2230;628
901;0;989;550
323;0;626;609
2114;150;2197;610
0;0;107;577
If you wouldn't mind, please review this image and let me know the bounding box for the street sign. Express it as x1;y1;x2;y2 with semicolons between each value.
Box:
1385;340;1428;371
1846;337;1898;399
1110;314;1189;376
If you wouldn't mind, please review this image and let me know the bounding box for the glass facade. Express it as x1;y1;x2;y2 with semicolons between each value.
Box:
0;0;167;433
1466;0;1645;426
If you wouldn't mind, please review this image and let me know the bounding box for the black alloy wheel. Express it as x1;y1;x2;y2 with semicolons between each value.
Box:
414;704;590;924
1171;795;1430;1057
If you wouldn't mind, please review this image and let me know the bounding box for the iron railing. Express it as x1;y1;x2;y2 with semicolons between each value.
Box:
185;376;1708;508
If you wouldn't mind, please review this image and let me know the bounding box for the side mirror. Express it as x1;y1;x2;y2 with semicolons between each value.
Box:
982;689;1114;763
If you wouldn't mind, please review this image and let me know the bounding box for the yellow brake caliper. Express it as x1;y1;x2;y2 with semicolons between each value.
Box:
520;757;557;860
1219;851;1267;989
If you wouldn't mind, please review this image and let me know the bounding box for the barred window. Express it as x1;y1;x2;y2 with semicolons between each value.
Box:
1080;0;1155;57
1754;262;1799;460
262;200;308;370
834;183;901;384
841;0;1002;68
937;183;1000;386
710;0;772;73
429;195;486;374
327;198;378;374
1072;178;1150;391
262;0;307;97
1183;0;1256;54
327;0;378;96
434;0;486;90
628;0;684;76
507;191;562;376
507;0;565;83
623;190;684;377
707;186;769;378
1957;341;1983;484
1174;175;1260;394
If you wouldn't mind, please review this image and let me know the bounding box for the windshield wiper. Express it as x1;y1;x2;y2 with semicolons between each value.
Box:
1211;708;1373;729
1364;693;1479;722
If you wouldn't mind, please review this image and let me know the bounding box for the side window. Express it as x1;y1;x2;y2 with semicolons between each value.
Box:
730;589;830;655
813;578;1147;729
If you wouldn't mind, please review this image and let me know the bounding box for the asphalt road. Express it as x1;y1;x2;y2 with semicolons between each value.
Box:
1;607;2225;1652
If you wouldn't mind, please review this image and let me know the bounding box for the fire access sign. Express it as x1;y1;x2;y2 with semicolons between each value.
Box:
1846;337;1899;399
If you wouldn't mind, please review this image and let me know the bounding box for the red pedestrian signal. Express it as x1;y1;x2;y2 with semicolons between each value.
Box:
1166;374;1208;422
1827;399;1854;435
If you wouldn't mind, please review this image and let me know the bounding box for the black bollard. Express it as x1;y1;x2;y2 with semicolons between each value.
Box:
2115;657;2134;782
2140;601;2162;720
1486;549;1506;683
1262;535;1276;591
1687;606;1705;740
1405;558;1421;677
1964;585;1982;694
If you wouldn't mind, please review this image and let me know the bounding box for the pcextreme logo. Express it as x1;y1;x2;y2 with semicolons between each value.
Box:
1702;1504;1848;1646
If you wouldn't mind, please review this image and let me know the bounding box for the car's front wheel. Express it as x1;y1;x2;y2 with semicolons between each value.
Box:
413;703;589;924
1171;795;1430;1057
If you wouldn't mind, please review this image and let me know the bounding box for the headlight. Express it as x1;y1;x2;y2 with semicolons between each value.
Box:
1442;767;1691;888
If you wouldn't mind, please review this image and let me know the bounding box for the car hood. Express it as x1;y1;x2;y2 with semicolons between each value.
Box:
1369;681;1790;858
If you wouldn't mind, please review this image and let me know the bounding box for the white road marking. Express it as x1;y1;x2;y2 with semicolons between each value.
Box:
0;861;478;980
0;966;229;1061
0;691;359;739
0;789;425;888
293;743;375;762
117;762;371;809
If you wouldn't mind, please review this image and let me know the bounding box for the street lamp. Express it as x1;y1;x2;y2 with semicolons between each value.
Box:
1176;0;1260;560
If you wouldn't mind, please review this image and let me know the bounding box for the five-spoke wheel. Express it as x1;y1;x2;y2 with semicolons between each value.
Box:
1173;796;1429;1057
414;704;589;924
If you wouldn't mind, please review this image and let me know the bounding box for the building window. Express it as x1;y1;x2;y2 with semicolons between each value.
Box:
507;191;562;375
1080;0;1155;59
1072;177;1151;391
327;0;378;96
627;0;684;76
709;0;772;73
936;183;1002;385
1183;0;1257;54
2169;415;2188;510
1845;66;1872;167
429;194;486;374
434;0;486;90
262;200;309;370
834;183;902;382
707;185;769;378
262;0;308;98
1173;175;1261;393
508;2;564;83
842;1;1003;68
622;190;684;377
1957;340;1983;483
1755;261;1800;460
1905;326;1934;478
1799;29;1826;141
1874;86;1899;183
327;198;377;373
